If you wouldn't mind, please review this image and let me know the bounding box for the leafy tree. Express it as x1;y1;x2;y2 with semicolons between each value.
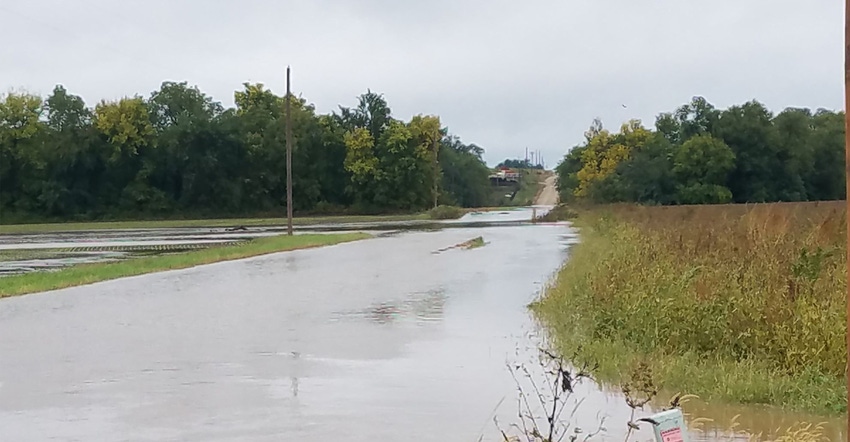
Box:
0;92;44;213
555;145;585;202
93;96;160;211
807;110;846;200
439;135;490;207
556;97;843;206
575;120;650;201
615;133;676;205
714;100;780;202
672;135;735;204
39;86;99;215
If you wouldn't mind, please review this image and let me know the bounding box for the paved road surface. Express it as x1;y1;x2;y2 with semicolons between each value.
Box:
535;175;559;206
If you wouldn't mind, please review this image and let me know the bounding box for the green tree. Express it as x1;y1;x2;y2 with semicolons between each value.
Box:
94;96;160;211
807;109;846;200
0;92;45;215
714;100;780;202
615;133;676;204
38;86;100;215
672;135;735;204
439;135;491;207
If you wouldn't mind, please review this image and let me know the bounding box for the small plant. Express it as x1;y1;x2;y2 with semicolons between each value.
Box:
428;205;465;220
433;236;486;254
535;205;578;222
499;348;604;442
500;346;829;442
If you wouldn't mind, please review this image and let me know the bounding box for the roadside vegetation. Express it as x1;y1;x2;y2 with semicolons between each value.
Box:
490;169;547;207
556;97;844;205
427;205;465;220
501;347;830;442
533;202;846;415
0;232;368;298
534;204;578;222
0;84;493;225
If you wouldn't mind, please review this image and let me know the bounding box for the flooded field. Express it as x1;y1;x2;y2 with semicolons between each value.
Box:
0;210;540;276
0;210;843;441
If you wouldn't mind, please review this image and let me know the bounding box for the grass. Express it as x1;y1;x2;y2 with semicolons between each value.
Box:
463;236;486;249
534;204;578;222
0;232;369;298
513;170;547;206
428;205;466;220
432;236;487;254
532;201;846;415
0;214;431;234
488;169;547;207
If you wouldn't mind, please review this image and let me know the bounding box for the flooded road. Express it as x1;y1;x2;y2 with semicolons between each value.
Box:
0;213;843;441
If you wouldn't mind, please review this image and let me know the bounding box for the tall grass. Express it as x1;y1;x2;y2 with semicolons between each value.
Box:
533;202;846;415
0;233;369;298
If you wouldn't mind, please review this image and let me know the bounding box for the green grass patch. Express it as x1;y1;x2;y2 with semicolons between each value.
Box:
432;236;487;254
0;214;430;234
534;204;578;222
428;205;466;220
533;204;846;415
488;169;546;207
0;233;369;298
463;236;486;249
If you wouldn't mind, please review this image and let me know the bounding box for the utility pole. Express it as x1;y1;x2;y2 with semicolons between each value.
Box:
844;0;850;435
285;66;294;236
433;135;439;209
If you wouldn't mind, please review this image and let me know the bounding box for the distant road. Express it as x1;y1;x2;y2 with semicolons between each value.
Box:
534;175;559;206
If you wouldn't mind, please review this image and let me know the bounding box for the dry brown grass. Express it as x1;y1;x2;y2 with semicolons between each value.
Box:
534;202;846;414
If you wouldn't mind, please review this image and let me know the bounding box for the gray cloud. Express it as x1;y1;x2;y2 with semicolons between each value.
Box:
0;0;842;166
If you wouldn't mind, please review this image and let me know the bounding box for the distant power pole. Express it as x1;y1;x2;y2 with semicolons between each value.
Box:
285;67;294;236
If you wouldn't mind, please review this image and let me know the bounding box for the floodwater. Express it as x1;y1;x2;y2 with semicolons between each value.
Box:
0;210;538;275
0;210;844;441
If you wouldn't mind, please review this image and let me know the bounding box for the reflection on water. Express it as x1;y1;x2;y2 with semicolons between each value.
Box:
581;371;846;441
681;396;844;442
331;289;447;325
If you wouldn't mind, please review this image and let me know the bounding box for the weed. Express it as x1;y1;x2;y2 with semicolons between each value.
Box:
535;205;579;222
533;202;847;414
429;205;466;220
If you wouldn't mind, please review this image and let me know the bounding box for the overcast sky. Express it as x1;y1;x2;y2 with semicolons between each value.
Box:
0;0;843;166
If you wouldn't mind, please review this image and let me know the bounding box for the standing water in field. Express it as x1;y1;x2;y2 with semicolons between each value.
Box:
0;211;843;441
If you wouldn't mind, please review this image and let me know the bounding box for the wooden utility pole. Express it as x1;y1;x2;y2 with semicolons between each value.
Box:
285;66;294;236
845;0;850;434
433;136;439;209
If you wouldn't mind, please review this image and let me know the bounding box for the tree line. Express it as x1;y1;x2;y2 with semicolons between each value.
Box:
557;97;846;205
0;82;494;222
497;159;544;170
